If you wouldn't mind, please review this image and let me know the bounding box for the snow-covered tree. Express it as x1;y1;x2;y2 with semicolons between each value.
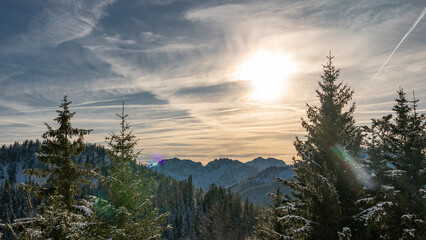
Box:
252;185;289;240
26;95;93;208
356;89;425;239
274;54;363;239
0;95;95;239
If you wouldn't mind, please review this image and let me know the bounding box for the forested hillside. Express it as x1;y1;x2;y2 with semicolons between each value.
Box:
155;157;294;205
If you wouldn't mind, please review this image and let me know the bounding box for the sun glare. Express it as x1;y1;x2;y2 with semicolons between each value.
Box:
236;50;297;101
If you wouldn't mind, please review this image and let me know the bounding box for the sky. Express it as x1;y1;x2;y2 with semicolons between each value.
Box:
0;0;425;164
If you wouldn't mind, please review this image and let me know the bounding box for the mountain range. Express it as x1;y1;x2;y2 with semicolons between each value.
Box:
155;157;294;205
0;141;295;206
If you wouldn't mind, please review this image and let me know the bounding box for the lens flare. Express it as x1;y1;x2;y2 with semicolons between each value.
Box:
331;145;376;190
147;153;164;169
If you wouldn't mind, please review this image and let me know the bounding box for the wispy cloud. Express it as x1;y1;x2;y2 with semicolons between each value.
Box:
0;0;425;164
0;0;114;55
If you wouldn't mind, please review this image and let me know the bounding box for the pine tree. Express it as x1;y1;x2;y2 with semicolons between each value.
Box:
252;185;289;240
243;197;257;237
390;90;425;216
27;95;93;207
154;174;201;240
275;54;363;239
89;103;169;239
0;95;94;239
357;89;425;239
195;184;260;239
354;112;401;239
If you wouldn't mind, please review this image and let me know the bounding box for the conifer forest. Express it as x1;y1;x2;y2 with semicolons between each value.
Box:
0;1;425;239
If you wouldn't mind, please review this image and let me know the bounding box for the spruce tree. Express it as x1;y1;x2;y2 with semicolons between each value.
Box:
89;103;168;239
0;95;94;239
389;90;425;216
355;112;401;239
252;185;288;240
275;54;363;239
29;95;93;208
357;89;425;239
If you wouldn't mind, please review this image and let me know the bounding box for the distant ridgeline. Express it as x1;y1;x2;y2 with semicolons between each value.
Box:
155;157;295;205
0;141;294;206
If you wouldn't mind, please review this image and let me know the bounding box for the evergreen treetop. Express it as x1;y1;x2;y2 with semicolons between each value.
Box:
276;54;363;239
27;95;93;208
1;95;95;239
90;103;169;239
356;88;425;239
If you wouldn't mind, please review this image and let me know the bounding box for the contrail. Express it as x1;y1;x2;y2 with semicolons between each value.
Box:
374;7;426;79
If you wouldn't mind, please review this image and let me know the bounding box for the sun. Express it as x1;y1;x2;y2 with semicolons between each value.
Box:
236;50;297;101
